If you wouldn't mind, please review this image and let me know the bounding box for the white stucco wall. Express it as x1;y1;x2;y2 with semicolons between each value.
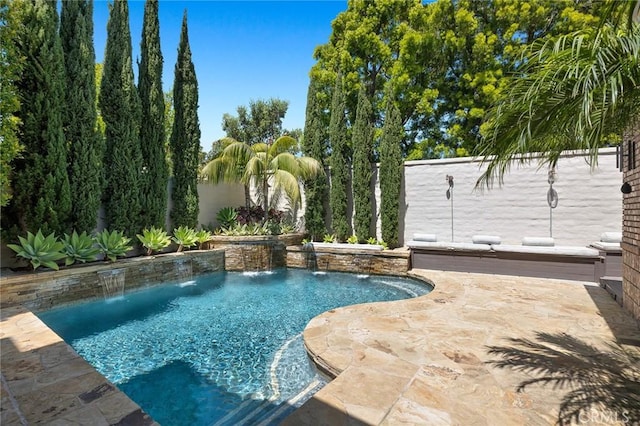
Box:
398;148;622;246
196;182;245;229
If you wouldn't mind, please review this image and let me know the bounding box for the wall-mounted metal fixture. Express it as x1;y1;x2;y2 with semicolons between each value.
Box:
616;141;637;171
547;168;558;238
446;175;454;242
621;182;632;194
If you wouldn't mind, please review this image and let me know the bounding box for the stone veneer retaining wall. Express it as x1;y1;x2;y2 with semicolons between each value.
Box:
287;245;410;276
0;250;224;311
209;233;304;271
623;123;640;320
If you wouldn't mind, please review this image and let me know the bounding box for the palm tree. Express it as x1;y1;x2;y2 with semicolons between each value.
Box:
200;135;324;223
475;1;640;187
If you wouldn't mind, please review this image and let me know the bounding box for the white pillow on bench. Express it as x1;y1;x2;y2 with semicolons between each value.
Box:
522;237;555;247
472;235;501;245
413;233;437;242
600;232;622;243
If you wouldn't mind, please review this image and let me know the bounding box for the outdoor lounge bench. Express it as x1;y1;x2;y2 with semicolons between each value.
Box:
589;232;622;277
408;234;605;282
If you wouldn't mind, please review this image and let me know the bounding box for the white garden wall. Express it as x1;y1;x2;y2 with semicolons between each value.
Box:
397;148;622;246
195;148;622;247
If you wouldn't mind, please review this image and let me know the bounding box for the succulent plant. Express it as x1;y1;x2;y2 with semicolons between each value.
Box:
137;227;171;255
172;226;198;252
7;230;66;270
62;231;101;266
96;230;133;261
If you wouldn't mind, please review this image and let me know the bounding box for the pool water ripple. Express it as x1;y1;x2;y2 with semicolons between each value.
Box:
38;269;431;425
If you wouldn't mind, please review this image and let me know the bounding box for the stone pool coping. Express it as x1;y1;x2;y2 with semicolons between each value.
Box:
283;269;640;425
0;305;158;425
2;269;638;425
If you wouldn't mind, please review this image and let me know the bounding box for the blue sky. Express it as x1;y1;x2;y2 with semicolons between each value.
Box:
93;1;347;150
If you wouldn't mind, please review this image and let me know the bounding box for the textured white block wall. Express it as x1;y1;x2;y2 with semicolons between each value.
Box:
398;148;622;246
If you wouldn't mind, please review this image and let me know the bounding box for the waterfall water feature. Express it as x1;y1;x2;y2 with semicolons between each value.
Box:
175;258;194;286
241;243;273;274
98;269;125;299
311;253;330;275
354;254;373;278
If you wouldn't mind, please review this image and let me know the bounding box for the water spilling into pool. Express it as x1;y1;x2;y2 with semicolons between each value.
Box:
37;269;431;425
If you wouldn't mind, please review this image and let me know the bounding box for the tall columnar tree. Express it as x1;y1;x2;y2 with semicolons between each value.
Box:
61;0;103;233
352;86;374;242
328;72;350;241
99;0;143;237
3;0;71;235
138;0;168;229
170;11;201;228
0;0;24;208
302;78;329;240
379;99;404;248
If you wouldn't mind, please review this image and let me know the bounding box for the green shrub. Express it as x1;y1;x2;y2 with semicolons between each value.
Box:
7;230;66;270
173;226;198;252
137;227;171;255
367;237;378;245
216;207;237;228
347;235;358;244
62;231;101;266
96;230;133;261
195;229;213;249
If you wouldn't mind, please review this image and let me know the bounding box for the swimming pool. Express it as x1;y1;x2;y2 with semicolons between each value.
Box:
37;268;432;425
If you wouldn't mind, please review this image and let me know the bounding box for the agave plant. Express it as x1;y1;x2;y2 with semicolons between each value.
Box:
216;207;237;228
95;230;133;262
323;234;336;243
172;226;198;252
7;230;66;271
62;231;101;266
195;229;213;249
137;227;172;256
347;235;358;244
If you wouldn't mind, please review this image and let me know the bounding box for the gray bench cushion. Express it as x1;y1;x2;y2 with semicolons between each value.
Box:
492;245;599;258
407;241;493;252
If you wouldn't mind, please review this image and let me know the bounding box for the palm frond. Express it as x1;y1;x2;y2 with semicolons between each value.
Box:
223;141;255;164
270;152;301;175
270;135;298;156
272;169;301;207
476;23;640;188
243;156;266;186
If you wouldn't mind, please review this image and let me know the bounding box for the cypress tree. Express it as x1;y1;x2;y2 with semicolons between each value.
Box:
352;85;374;242
61;0;103;233
328;72;351;242
302;78;329;240
4;0;71;235
0;0;24;208
170;11;200;228
99;0;143;237
139;0;168;229
379;99;404;248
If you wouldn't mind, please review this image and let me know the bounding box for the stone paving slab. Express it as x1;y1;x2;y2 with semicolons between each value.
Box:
284;270;640;425
0;306;157;426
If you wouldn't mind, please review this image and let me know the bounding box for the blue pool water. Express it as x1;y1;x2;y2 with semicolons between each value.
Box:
37;269;432;425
